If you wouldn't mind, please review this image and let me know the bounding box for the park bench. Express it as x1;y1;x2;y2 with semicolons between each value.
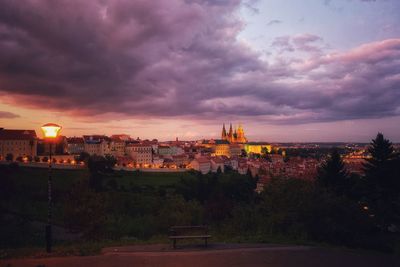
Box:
168;225;211;249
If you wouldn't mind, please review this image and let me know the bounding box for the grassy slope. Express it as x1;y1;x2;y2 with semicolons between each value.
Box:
8;167;187;189
3;167;189;225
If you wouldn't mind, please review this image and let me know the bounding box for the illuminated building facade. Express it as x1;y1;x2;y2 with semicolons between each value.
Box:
221;123;247;143
244;142;272;155
0;129;37;159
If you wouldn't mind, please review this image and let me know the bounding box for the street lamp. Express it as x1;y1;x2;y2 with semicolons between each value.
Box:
41;123;62;253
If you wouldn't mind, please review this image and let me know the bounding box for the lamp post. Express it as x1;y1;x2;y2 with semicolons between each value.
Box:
41;123;62;253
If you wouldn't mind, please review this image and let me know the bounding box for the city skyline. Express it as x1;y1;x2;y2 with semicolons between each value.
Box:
0;0;400;142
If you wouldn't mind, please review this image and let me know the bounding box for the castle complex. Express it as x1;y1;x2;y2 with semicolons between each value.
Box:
221;123;247;143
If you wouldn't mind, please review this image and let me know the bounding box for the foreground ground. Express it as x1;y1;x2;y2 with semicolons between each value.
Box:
2;244;399;267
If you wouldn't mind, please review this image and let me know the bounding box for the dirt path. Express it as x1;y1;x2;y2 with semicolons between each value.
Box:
2;244;399;267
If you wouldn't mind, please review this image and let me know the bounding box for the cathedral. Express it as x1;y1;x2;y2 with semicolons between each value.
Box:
221;123;248;143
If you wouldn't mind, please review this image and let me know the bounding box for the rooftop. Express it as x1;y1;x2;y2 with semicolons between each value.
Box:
0;129;37;140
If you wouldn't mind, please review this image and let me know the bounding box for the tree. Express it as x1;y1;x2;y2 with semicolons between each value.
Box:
258;177;372;246
316;149;349;196
77;152;90;163
363;133;400;229
63;182;107;239
87;155;116;191
363;133;397;180
5;153;13;161
216;166;222;174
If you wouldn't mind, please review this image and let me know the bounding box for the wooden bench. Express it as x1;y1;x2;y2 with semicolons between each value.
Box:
168;225;211;249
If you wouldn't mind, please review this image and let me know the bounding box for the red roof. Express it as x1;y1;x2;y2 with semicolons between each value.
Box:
0;129;37;140
211;157;224;164
67;137;84;144
126;143;152;148
196;157;210;164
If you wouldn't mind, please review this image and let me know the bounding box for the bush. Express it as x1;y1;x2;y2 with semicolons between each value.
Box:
5;153;13;161
255;177;373;246
64;182;107;240
157;195;203;232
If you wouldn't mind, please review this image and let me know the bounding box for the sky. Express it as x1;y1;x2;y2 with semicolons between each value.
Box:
0;0;399;142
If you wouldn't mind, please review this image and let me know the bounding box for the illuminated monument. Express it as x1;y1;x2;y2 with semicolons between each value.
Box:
221;123;247;143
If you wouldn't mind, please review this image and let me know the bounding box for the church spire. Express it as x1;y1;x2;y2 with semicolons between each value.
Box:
228;123;233;142
221;123;227;140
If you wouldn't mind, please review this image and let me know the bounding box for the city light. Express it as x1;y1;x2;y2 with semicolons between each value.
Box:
41;123;62;139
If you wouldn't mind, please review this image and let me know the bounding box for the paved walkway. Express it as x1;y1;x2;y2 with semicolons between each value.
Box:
2;244;399;267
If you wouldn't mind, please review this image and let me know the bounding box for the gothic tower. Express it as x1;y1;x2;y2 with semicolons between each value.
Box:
221;123;227;140
221;123;248;143
228;123;233;142
236;123;247;143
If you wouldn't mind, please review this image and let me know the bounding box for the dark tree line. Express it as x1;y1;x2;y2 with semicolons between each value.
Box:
317;133;400;232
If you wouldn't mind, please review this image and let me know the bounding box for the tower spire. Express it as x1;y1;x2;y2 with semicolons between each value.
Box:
221;123;227;140
228;123;233;142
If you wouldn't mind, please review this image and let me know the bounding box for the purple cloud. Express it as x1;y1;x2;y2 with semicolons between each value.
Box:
0;0;399;125
0;111;19;119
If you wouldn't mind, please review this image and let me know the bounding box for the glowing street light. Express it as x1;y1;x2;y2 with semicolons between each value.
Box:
41;123;61;253
41;123;62;139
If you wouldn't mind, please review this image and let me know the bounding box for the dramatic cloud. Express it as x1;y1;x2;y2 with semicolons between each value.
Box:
0;111;19;119
0;0;399;125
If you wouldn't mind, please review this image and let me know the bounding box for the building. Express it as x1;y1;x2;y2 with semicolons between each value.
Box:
126;144;153;165
0;128;37;160
172;154;189;167
66;137;85;155
202;139;243;158
214;139;230;156
221;123;247;143
190;157;211;174
109;136;126;157
238;160;249;175
229;144;242;157
158;145;171;156
170;145;184;156
211;157;225;173
83;135;110;156
110;134;131;142
152;156;164;167
244;142;272;155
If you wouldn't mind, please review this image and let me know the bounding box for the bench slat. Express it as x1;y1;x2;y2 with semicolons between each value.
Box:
170;226;208;230
169;235;211;239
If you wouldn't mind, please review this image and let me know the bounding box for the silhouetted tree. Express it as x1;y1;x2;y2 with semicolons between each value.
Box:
87;155;117;191
363;133;400;229
77;151;90;163
5;153;13;161
216;166;222;174
316;149;349;196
